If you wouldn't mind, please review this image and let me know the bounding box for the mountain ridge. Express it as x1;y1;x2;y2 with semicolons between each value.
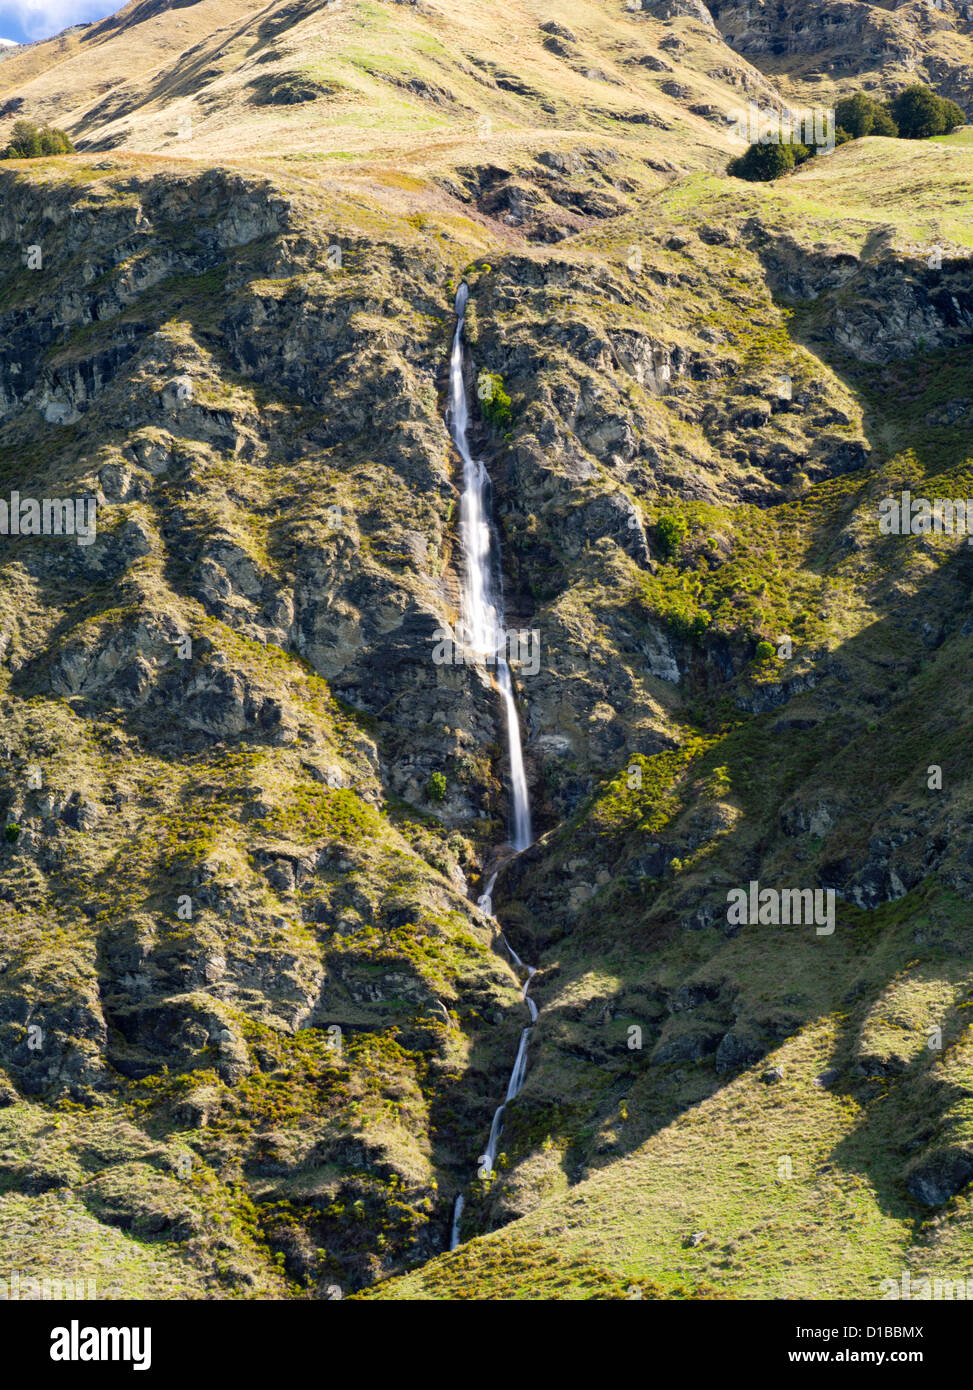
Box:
0;0;971;1302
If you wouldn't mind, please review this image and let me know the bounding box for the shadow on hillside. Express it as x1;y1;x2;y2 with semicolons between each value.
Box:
754;235;973;477
482;538;973;1231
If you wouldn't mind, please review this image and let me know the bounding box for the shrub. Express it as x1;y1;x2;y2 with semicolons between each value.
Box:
669;608;711;643
708;766;732;797
1;120;75;159
870;105;900;137
477;372;512;430
834;93;898;139
754;640;776;662
834;93;873;139
656;513;688;559
939;98;967;134
891;84;964;139
426;772;447;802
4;823;19;843
727;140;795;182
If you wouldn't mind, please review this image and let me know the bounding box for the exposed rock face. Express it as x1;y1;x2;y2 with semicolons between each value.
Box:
710;0;973;111
0;163;540;1294
0;0;972;1306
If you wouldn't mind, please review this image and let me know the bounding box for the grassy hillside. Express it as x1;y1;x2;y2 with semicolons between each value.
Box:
0;0;782;162
0;1;971;1302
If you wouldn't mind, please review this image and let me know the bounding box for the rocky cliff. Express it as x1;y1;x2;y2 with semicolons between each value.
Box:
0;0;972;1301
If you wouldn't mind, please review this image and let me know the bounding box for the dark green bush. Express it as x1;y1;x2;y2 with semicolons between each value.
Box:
869;105;900;137
4;823;20;843
939;97;966;134
727;141;795;182
834;93;898;139
890;84;965;139
668;609;711;644
730;86;965;182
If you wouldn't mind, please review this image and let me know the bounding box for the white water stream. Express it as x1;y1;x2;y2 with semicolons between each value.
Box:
447;283;538;1250
449;282;532;853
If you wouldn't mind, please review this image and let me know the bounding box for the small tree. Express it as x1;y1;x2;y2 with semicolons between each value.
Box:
891;84;950;139
3;121;41;158
835;93;877;139
426;772;447;802
38;127;74;155
727;141;795;182
1;120;75;159
834;93;899;139
839;93;899;138
939;97;966;134
869;104;900;136
656;513;688;559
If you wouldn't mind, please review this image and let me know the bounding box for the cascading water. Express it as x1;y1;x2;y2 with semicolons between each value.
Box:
447;283;538;1251
449;282;532;853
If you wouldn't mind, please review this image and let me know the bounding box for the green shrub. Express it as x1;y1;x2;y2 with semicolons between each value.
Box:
939;97;967;134
694;609;712;640
834;93;898;139
754;640;776;663
1;120;75;159
477;372;512;429
834;93;873;139
656;513;688;559
831;86;963;143
4;823;19;843
891;84;965;139
669;609;711;643
426;772;447;802
727;141;795;182
869;105;900;137
707;766;732;797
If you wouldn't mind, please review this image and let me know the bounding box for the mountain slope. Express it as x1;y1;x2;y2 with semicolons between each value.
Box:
0;0;796;162
0;0;971;1301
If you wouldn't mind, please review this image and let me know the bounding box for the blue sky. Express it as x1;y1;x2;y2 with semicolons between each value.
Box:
0;1;119;44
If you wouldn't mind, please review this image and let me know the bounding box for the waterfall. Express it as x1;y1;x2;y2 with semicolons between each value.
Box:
446;283;538;1250
448;282;532;853
449;1194;464;1251
450;873;537;1250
